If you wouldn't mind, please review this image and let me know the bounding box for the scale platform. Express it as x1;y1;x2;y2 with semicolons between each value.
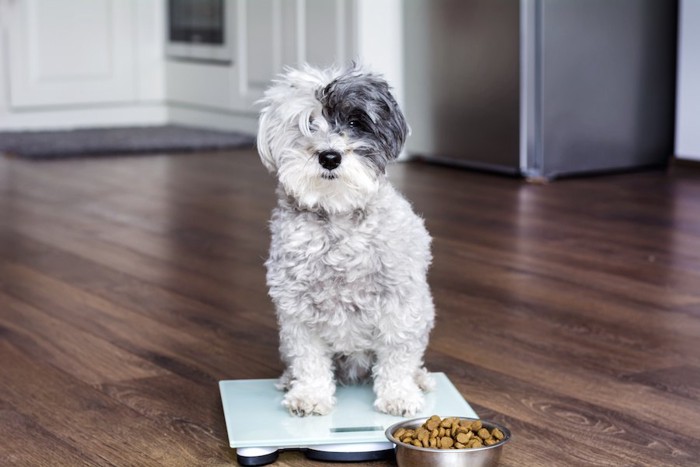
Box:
219;372;477;466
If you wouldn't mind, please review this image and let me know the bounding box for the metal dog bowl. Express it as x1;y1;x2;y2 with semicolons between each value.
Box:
385;417;511;467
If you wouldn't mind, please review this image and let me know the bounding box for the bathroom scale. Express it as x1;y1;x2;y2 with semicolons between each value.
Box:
219;372;477;466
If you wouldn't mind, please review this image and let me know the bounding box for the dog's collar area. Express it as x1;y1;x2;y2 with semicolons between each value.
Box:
311;207;367;223
283;198;367;223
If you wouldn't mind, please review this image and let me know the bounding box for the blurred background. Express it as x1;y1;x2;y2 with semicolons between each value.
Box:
0;0;697;179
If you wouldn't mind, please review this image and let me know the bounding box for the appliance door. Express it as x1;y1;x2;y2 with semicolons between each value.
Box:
404;0;522;174
166;0;232;63
535;0;677;178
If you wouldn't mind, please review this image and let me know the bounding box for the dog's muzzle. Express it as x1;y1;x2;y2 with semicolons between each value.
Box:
318;150;342;171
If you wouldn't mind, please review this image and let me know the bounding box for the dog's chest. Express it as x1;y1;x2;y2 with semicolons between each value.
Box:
300;212;385;283
270;208;396;313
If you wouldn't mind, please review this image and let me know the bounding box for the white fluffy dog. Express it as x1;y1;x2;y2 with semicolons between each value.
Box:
257;64;435;417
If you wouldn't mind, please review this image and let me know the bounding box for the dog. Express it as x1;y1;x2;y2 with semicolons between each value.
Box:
257;64;435;417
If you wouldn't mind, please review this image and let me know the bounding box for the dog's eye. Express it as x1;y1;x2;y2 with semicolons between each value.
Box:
347;111;371;132
349;119;366;131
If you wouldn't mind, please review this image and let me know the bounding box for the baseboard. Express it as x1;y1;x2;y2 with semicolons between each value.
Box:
0;104;169;131
0;102;258;135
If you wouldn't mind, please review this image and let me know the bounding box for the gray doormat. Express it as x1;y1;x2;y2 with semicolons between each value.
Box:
0;125;256;160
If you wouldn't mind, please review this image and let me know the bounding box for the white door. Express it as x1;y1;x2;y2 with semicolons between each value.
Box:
234;0;355;109
6;0;136;108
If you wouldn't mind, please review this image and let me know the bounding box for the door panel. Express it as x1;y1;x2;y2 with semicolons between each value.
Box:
8;0;136;108
235;0;355;108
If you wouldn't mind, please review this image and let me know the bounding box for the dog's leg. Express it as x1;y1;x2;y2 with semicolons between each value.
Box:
278;324;336;416
275;368;293;391
372;346;428;416
414;365;436;392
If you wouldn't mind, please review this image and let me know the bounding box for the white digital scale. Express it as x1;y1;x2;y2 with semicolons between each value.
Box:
219;372;478;466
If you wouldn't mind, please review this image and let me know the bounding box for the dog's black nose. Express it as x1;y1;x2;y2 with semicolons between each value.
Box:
318;151;342;170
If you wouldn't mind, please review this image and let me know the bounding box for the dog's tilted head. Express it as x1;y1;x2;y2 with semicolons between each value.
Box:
257;64;409;214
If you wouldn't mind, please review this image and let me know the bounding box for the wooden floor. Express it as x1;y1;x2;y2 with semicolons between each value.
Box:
1;150;699;466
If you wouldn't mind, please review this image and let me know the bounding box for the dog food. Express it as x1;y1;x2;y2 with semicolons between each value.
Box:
392;416;506;450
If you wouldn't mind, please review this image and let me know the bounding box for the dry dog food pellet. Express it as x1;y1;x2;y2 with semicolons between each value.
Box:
425;415;441;431
469;438;483;448
392;416;506;450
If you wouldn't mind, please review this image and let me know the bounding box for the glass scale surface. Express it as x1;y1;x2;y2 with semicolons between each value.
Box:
219;372;477;466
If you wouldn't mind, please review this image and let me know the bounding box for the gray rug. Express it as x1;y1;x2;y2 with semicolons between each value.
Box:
0;125;256;159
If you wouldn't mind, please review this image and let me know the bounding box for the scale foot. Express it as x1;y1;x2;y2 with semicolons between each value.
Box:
305;442;395;462
236;447;279;466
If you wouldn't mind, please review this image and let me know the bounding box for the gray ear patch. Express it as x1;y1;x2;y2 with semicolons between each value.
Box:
316;69;408;172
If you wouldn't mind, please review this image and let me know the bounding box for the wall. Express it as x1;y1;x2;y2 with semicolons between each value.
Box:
676;0;700;161
355;0;404;107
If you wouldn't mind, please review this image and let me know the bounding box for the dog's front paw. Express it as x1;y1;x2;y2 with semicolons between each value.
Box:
282;385;336;416
374;387;425;417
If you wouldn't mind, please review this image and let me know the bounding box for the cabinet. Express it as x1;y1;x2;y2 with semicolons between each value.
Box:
6;0;136;108
0;0;400;133
166;0;355;113
0;0;165;130
235;0;355;109
165;0;402;134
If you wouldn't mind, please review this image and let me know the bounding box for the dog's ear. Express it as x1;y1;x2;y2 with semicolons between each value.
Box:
369;78;408;162
256;107;277;173
382;90;409;160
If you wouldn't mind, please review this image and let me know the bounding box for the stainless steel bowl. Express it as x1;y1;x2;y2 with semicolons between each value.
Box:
385;417;511;467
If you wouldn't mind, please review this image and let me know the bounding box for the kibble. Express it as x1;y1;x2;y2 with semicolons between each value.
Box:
392;416;507;450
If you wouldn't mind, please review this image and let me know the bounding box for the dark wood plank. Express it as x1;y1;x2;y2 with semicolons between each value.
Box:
0;340;224;466
0;250;281;383
0;290;165;385
1;150;700;466
0;400;96;467
429;353;700;465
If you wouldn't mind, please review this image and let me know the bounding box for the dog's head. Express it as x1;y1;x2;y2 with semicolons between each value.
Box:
257;64;408;214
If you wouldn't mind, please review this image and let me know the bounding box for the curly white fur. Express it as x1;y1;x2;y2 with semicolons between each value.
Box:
257;64;435;417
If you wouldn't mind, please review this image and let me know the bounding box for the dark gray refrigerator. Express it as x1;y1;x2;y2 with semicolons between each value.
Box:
403;0;678;180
